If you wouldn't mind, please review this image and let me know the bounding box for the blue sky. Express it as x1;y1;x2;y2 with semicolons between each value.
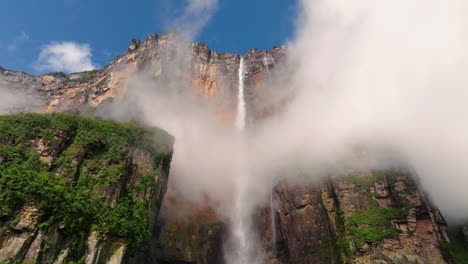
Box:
0;0;298;74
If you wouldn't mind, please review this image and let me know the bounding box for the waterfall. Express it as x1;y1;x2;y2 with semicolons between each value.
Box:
262;54;275;83
226;57;262;264
235;57;246;130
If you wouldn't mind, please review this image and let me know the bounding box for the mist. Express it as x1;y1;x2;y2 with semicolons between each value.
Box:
267;0;468;222
0;86;41;115
100;0;468;229
170;0;219;39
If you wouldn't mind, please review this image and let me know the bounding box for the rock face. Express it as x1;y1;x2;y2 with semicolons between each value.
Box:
125;196;226;264
462;225;468;242
260;170;451;264
153;203;225;264
0;32;286;125
0;113;174;264
0;33;464;264
148;170;453;264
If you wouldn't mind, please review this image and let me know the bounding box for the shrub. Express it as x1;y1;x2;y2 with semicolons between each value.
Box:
346;207;399;246
0;113;173;253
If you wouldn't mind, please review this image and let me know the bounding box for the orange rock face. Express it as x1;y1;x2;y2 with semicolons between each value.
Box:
0;32;288;127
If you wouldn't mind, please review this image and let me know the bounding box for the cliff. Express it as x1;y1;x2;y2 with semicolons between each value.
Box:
0;32;286;124
0;113;174;264
260;170;451;264
154;170;457;264
0;32;466;263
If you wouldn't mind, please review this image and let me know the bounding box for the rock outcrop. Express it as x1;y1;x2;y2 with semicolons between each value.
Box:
462;225;468;243
260;170;450;264
0;113;174;264
0;32;286;125
153;202;225;264
124;195;226;264
148;169;454;264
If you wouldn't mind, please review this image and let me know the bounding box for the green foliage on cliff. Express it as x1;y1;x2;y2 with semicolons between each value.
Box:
346;207;399;246
0;113;173;252
0;148;102;232
0;112;77;143
97;196;152;247
345;173;385;189
440;230;468;264
335;209;356;257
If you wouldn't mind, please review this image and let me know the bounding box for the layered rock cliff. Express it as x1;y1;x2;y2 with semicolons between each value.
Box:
260;170;451;264
152;170;456;264
0;32;466;263
0;113;173;264
0;32;286;124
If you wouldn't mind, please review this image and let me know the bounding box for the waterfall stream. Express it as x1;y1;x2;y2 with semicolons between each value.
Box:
263;54;275;84
235;57;246;130
226;57;262;264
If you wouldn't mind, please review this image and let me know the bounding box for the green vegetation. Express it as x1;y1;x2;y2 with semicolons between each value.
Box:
345;173;385;189
301;240;336;262
0;113;173;254
377;168;418;195
217;52;231;60
79;70;99;81
96;196;152;248
440;230;468;264
335;209;356;257
48;72;68;78
346;207;399;247
334;172;409;258
63;69;99;84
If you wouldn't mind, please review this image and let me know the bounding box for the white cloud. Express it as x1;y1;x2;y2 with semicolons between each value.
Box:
7;31;29;53
186;0;217;14
172;0;219;39
272;0;468;221
34;41;98;73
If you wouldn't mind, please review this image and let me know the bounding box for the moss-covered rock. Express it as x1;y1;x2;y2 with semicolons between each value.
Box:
0;113;174;264
260;170;452;264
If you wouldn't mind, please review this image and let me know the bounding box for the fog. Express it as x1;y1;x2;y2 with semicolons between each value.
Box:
93;0;468;231
277;0;468;222
121;0;468;223
0;86;41;115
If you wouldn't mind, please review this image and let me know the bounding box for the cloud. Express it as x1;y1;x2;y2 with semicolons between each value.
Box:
171;0;219;39
264;0;468;222
186;0;218;14
34;42;98;73
7;31;29;53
